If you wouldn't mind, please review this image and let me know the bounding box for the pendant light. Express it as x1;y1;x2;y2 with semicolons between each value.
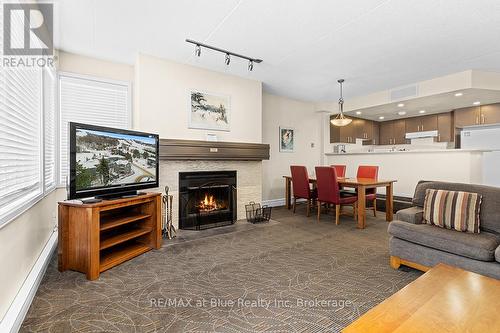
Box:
331;79;352;127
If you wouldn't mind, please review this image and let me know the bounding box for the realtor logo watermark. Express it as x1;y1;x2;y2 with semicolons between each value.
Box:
2;2;54;68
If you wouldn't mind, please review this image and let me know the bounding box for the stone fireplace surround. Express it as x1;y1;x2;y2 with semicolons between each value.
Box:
157;160;263;229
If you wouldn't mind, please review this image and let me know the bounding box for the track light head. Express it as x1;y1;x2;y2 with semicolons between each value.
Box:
248;60;254;72
225;53;230;65
195;44;201;57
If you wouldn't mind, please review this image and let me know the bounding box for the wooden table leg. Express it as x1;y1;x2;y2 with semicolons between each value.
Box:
357;185;366;229
285;178;292;209
386;183;394;222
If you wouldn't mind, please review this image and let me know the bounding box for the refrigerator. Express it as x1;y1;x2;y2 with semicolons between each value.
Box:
461;127;500;187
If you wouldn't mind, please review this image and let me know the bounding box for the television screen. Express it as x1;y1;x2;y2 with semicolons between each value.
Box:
69;123;159;199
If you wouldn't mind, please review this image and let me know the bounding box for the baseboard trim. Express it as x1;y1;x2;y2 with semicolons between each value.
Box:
262;198;307;207
262;198;285;207
0;231;57;333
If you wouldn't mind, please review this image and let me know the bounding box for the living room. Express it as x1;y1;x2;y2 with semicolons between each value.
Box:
1;1;500;332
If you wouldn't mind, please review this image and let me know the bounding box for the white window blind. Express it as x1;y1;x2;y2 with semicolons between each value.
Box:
0;67;43;224
58;74;131;185
44;68;57;192
0;2;45;225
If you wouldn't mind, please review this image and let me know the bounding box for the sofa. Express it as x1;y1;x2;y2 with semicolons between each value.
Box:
388;180;500;279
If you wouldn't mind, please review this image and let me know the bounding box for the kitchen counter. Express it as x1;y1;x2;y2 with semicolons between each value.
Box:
325;149;495;156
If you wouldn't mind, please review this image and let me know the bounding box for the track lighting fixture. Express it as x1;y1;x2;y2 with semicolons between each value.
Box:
186;39;263;71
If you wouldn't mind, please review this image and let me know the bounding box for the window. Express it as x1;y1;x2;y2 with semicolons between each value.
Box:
0;67;44;225
58;73;131;185
0;2;57;226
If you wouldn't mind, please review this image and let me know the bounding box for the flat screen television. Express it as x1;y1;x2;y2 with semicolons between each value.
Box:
68;122;159;200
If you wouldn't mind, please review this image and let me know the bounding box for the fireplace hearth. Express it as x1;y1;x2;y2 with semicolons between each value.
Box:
179;171;237;230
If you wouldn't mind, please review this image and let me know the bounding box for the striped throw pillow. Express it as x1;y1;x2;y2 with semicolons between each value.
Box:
423;189;482;233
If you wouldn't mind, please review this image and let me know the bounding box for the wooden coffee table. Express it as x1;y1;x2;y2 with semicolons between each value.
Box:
343;264;500;333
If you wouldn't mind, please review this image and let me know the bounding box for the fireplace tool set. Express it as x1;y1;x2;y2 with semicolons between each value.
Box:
162;186;176;239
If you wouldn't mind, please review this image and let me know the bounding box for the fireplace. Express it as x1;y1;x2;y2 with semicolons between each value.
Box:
179;171;237;230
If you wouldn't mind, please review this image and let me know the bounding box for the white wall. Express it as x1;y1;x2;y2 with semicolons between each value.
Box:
262;93;321;201
58;51;134;82
0;189;66;321
134;53;262;142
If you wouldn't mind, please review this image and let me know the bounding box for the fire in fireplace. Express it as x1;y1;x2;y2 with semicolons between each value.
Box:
197;193;227;212
179;171;236;230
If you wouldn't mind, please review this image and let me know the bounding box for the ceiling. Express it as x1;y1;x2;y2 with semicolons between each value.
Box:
347;89;500;121
53;0;500;102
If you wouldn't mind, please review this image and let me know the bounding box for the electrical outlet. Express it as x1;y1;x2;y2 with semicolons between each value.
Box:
310;142;315;148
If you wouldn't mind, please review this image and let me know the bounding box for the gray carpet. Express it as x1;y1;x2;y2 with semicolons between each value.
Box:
21;207;422;332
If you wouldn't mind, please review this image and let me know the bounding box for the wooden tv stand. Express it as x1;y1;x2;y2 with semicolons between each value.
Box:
58;193;162;280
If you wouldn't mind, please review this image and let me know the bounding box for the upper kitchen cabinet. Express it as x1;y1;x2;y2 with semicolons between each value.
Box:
330;116;379;144
379;121;394;145
393;119;407;144
437;112;453;142
355;118;379;144
454;104;500;127
405;115;437;133
330;115;356;143
479;103;500;125
454;106;480;127
379;119;407;145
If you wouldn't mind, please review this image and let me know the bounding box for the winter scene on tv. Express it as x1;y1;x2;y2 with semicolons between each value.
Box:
75;129;157;190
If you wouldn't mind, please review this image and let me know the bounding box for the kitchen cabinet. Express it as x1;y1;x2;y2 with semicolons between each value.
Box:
393;119;407;144
454;106;479;127
405;115;437;133
405;117;420;133
340;122;356;143
354;118;378;142
437;112;453;142
330;116;378;144
479;104;500;125
379;121;394;145
379;120;406;145
330;115;356;143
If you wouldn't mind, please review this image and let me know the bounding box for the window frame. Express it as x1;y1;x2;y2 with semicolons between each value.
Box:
57;71;133;188
43;67;59;194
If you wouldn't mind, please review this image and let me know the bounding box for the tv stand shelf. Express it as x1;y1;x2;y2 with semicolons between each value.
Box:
58;193;162;280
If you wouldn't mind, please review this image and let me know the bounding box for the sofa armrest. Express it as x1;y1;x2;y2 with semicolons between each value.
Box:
495;246;500;264
395;207;424;224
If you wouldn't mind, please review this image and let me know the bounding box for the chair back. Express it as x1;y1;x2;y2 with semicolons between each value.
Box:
331;165;346;178
357;165;379;195
315;166;341;204
290;165;311;199
357;165;379;179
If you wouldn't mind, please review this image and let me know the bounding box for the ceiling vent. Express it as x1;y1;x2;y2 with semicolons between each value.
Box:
390;85;418;101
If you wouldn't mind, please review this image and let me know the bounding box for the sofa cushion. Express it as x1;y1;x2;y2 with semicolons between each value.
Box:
412;181;500;234
395;207;424;224
496;246;500;264
388;221;500;261
423;189;481;233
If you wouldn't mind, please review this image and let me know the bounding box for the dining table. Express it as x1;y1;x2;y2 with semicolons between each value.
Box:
283;176;397;229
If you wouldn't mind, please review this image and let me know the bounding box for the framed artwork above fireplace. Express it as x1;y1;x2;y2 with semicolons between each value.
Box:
189;89;231;131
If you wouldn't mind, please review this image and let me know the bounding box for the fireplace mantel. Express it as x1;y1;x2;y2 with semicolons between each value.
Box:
159;139;269;161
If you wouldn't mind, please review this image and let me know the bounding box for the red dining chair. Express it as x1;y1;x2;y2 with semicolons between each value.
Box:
330;165;346;178
290;165;317;217
357;165;379;217
315;166;358;225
